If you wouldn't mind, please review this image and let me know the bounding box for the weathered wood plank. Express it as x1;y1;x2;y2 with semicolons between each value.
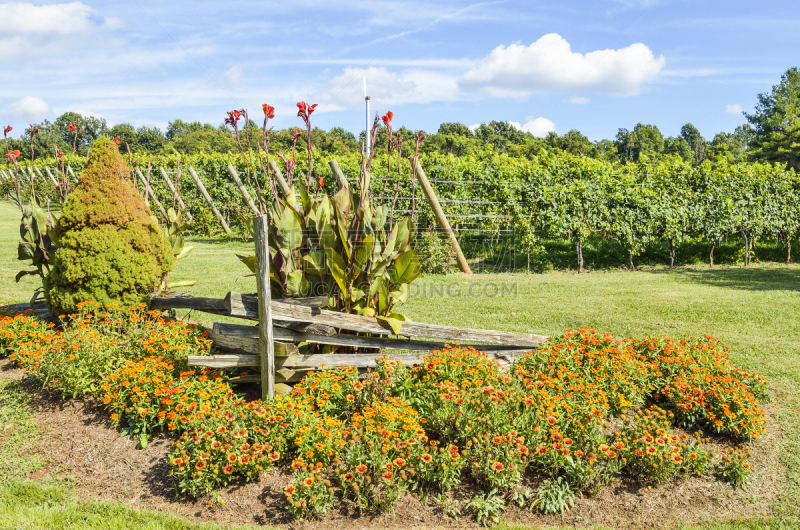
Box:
189;354;260;368
275;383;293;395
254;215;276;400
213;322;530;352
228;374;261;385
208;329;297;357
150;293;229;316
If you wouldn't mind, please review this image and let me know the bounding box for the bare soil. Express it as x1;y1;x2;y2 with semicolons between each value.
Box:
1;359;785;529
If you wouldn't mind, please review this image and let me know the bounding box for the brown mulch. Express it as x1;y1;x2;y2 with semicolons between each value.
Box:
0;359;786;529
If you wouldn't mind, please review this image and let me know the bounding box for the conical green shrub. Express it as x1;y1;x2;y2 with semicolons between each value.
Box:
44;138;175;316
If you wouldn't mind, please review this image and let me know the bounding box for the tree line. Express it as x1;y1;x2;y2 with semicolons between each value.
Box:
4;67;799;173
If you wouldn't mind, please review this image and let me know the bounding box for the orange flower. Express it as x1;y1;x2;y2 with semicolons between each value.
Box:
491;462;504;471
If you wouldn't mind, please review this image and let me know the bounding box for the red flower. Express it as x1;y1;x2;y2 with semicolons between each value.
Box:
291;129;302;142
68;124;76;131
296;101;318;122
6;150;21;160
318;177;324;187
3;125;11;134
381;111;393;127
262;104;275;119
112;137;121;145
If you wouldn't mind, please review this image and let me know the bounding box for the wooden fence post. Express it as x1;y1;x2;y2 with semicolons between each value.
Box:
67;165;77;181
328;159;349;190
134;167;168;220
158;167;193;221
226;164;260;215
412;158;472;275
43;167;59;187
268;159;293;198
187;167;232;234
254;215;275;399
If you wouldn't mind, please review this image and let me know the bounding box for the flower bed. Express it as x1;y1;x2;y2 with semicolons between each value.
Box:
0;305;767;524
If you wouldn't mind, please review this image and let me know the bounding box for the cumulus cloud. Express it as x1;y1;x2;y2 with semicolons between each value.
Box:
0;96;53;122
316;66;461;110
509;118;556;137
0;2;117;34
725;104;743;114
222;65;243;87
460;33;665;97
568;96;589;104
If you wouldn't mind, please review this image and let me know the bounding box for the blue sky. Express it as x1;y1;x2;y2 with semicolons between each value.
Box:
0;0;796;141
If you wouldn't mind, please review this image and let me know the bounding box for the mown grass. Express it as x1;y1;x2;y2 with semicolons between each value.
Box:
1;199;799;528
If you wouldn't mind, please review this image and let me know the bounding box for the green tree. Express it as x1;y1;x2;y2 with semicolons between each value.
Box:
664;136;693;162
745;66;800;171
680;123;707;165
546;130;598;158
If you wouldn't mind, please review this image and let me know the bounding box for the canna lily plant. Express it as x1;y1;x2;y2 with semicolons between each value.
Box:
231;103;421;347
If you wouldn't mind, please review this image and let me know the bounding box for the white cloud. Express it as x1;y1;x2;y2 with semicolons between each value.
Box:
222;65;243;87
460;33;665;97
508;118;556;137
0;96;53;122
725;104;743;114
469;123;480;133
317;66;460;110
568;96;590;104
0;2;112;35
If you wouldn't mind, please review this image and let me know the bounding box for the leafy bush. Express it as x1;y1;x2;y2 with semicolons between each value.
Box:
719;446;752;489
533;476;574;515
464;489;505;527
43;137;175;316
415;229;455;274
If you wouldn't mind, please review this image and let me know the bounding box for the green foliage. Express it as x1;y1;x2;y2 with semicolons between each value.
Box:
43;138;175;316
718;447;753;489
464;489;505;526
14;197;57;302
415;229;455;274
746;66;800;172
532;476;575;515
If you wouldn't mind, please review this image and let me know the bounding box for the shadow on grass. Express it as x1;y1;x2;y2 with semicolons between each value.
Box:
645;266;800;292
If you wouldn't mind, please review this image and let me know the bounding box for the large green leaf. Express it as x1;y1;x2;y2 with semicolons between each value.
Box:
324;246;347;297
302;250;325;277
237;254;258;274
286;270;309;297
279;204;304;252
354;234;374;275
390;249;421;285
376;315;403;335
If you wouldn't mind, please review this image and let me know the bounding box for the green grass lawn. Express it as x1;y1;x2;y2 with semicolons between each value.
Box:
1;198;800;528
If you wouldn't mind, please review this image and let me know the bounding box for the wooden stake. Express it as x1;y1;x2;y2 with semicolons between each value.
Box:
254;215;275;399
134;167;168;220
268;159;293;198
187;167;231;234
67;165;76;181
157;167;192;221
227;164;260;215
328;159;349;190
412;159;472;275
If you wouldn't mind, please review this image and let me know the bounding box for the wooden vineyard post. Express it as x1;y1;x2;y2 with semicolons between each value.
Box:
328;159;349;190
134;167;168;220
412;158;472;275
44;167;58;187
187;167;232;234
253;215;275;399
67;165;76;181
268;159;293;198
226;164;260;215
157;167;192;221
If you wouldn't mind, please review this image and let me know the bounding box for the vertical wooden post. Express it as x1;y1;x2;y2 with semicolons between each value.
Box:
412;158;472;275
268;159;293;198
134;167;168;220
67;165;77;181
187;167;231;234
227;164;260;215
254;215;275;400
328;159;349;190
0;169;8;180
158;167;192;221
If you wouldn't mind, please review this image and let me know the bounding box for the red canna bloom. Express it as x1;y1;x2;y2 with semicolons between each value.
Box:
5;150;21;159
318;177;324;187
3;125;11;134
68;123;76;131
381;111;393;127
291;129;302;142
262;104;275;119
112;137;121;145
296;101;318;123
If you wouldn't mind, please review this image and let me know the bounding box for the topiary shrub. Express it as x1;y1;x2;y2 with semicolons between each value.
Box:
43;138;175;316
